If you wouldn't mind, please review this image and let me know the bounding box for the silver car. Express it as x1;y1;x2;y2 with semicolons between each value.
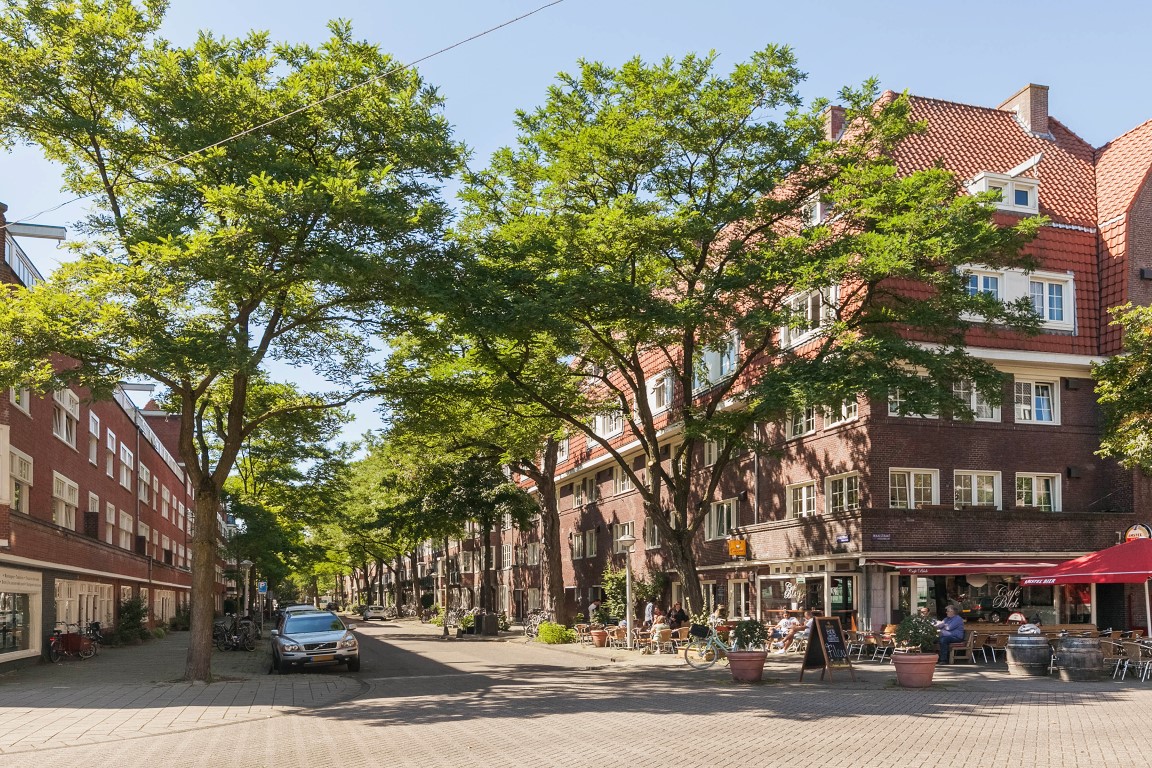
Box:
271;611;359;673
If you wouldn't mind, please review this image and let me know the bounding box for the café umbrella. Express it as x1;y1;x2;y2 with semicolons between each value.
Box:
1020;538;1152;630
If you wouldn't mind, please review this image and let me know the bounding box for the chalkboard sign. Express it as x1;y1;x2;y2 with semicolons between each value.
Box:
799;616;856;682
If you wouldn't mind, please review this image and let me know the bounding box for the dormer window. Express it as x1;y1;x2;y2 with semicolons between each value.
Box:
967;172;1038;214
801;194;830;227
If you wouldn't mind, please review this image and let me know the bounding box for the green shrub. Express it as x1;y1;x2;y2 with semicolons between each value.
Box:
497;611;510;631
895;614;938;652
152;627;166;640
459;613;475;630
168;607;191;631
536;621;576;644
114;596;150;644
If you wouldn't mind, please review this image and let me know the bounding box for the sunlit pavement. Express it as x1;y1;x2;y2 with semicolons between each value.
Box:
2;619;1151;767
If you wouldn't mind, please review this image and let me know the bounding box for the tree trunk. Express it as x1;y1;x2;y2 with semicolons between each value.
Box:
665;523;704;616
537;476;565;622
185;489;221;681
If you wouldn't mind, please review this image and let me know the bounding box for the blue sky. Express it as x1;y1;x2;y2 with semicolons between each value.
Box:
4;0;1151;439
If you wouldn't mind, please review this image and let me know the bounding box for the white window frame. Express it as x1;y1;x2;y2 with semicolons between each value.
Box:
705;499;735;541
703;439;720;467
826;473;861;515
959;265;1074;331
595;410;624;439
965;269;1002;299
556;437;569;463
787;407;816;438
1029;273;1073;330
526;542;540;566
889;468;939;509
10;386;31;414
584;529;597;558
52;389;80;448
613;521;636;553
780;287;838;348
953;380;1000;422
51;471;79;529
119;444;134;489
573;476;599;507
966;171;1039;214
501;544;512;570
572;532;586;560
826;398;858;427
694;332;740;391
614;468;634;495
9;446;33;515
1016;473;1061;512
648;369;673;414
138;464;152;503
954;470;1001;510
1013;380;1058;424
789;482;818;518
644;517;661;549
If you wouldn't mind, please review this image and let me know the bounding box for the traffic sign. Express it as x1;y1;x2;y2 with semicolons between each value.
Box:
257;580;268;594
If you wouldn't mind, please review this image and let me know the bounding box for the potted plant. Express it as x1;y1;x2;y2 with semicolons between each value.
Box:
459;613;476;636
728;619;770;682
891;614;939;688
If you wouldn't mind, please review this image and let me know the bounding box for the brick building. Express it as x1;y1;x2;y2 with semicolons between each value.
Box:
0;204;198;667
393;84;1152;633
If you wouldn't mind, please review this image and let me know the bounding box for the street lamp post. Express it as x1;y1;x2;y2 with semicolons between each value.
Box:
618;533;638;650
240;559;253;618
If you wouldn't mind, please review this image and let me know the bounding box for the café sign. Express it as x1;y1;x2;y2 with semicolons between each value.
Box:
1125;524;1152;541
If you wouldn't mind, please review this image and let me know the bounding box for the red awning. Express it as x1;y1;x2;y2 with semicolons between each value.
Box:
872;559;1061;576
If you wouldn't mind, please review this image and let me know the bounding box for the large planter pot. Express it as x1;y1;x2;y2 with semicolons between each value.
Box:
892;652;938;688
1006;635;1051;676
590;629;608;648
728;650;768;682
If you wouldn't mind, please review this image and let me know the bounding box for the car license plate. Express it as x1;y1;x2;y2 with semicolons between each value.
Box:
312;654;335;662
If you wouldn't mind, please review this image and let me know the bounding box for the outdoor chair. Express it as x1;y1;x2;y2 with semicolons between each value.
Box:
1102;640;1126;679
574;624;591;645
672;626;691;649
654;628;675;654
1121;641;1150;681
984;633;1008;662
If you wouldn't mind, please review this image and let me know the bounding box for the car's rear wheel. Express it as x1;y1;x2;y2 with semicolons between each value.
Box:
346;657;361;672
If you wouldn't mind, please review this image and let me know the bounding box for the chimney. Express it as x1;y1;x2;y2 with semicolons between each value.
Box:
997;84;1050;137
822;105;845;141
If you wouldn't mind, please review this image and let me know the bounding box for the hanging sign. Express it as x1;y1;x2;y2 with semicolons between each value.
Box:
728;539;748;558
1125;524;1152;541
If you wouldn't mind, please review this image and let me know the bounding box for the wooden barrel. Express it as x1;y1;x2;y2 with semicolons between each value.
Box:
1056;637;1103;682
1006;635;1051;676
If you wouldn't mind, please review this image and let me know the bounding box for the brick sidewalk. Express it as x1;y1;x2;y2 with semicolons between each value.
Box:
0;630;363;755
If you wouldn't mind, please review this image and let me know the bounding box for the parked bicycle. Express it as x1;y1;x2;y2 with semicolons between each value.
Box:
46;622;96;663
214;614;257;651
682;623;736;669
524;608;555;638
84;621;104;655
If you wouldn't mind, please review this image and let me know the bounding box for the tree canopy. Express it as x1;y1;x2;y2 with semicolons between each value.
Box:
447;48;1042;611
0;0;463;679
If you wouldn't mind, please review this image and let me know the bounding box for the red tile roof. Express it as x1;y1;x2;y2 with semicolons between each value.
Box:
1095;119;1152;224
893;96;1097;227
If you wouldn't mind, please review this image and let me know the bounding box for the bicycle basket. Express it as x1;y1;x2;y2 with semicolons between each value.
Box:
689;623;709;638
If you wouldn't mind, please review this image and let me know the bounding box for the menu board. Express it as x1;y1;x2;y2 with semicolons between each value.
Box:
799;616;856;682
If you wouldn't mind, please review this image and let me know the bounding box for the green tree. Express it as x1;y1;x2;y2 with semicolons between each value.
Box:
1095;304;1152;470
0;1;462;680
453;49;1041;613
376;332;583;620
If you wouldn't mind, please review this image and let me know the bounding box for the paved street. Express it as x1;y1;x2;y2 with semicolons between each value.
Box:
2;620;1152;767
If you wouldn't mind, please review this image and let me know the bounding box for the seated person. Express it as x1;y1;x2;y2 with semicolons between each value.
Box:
771;613;799;641
777;610;814;653
667;602;689;630
934;605;965;662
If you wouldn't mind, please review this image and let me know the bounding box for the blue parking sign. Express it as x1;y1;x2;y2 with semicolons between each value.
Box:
257;580;267;594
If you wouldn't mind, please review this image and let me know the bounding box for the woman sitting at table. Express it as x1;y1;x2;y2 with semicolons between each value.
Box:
934;605;965;663
667;602;689;630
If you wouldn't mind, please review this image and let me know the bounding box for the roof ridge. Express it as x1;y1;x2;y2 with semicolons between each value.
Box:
906;93;1020;116
1095;117;1152;159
